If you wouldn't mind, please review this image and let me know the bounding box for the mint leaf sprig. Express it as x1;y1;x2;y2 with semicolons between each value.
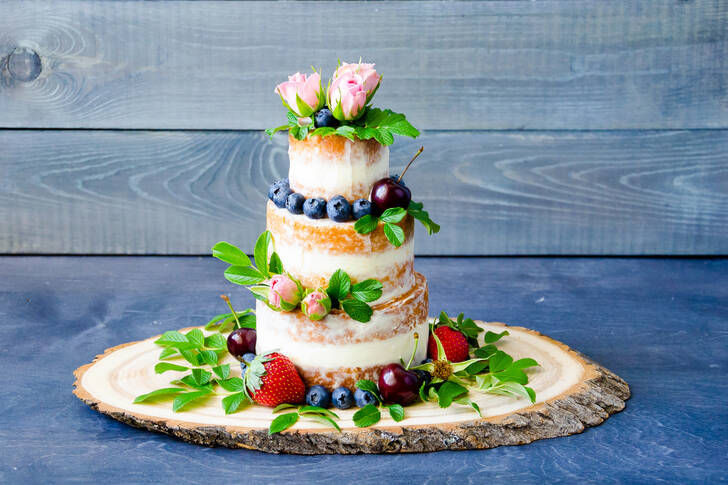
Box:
134;321;252;415
269;404;341;435
266;108;419;146
325;269;382;323
351;380;406;428
354;200;439;247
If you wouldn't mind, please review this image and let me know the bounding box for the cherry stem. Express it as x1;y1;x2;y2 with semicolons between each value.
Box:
397;146;424;183
220;294;241;329
406;332;419;370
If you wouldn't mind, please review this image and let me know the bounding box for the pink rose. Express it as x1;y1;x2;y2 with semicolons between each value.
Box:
268;274;302;312
274;72;325;117
301;289;332;321
327;62;381;121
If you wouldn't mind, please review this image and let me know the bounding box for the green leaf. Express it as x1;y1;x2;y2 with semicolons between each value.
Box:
286;111;298;125
474;344;498;359
272;403;298;413
269;412;299;434
304;414;341;432
453;396;482;417
204;312;232;330
254;231;272;278
353;214;379;235
268;252;283;274
353;404;381;428
185;329;204;349
493;367;528;385
265;124;289;138
309;126;336;138
222;392;248;414
355;380;382;404
190;368;212;386
408;206;440;235
372;129;394;146
172;390;212;412
179;375;213;392
436;380;469;408
342;298;374;323
383;223;405;247
365;108;388;126
179;349;201;366
158;348;178;360
387;404;405;422
335;125;356;141
379;207;407;224
217;377;244;392
212;364;230;380
326;269;351;303
298;406;340;420
512;358;539;369
387;119;420;138
350;279;383;303
154;331;196;350
133;387;185;404
211;241;251;266
248;285;270;303
489;351;513;372
198;349;218;366
237;313;257;329
484;330;509;344
154;362;188;374
204;333;227;349
464;361;489;375
224;265;266;286
488;382;536;403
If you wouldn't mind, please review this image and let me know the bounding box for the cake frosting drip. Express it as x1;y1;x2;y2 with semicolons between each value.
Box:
288;134;389;201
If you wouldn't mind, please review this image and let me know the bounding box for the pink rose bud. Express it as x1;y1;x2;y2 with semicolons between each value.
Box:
301;289;332;321
327;62;381;121
274;72;325;118
267;274;302;312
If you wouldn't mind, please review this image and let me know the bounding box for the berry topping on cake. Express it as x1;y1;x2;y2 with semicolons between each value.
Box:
286;192;306;214
227;327;257;361
314;108;339;128
354;388;377;407
428;326;469;362
272;183;293;209
352;199;373;220
303;198;327;219
370;147;422;214
305;385;332;408
243;352;305;407
378;363;420;405
268;179;289;201
326;195;352;222
331;387;354;409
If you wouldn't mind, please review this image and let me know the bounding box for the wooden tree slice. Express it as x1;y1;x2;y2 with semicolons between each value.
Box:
73;321;630;454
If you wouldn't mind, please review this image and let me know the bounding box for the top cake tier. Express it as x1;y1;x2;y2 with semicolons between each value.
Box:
288;134;389;201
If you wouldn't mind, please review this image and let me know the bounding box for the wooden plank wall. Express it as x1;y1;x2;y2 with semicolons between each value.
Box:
1;1;726;255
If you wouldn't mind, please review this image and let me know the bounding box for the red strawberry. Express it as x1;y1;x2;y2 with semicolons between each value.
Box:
243;352;305;407
428;326;469;362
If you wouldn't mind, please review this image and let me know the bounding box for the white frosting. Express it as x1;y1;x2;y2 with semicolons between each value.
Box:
256;300;429;368
274;236;414;303
289;138;389;199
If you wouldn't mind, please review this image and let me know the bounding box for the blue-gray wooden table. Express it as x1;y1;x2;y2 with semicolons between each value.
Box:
1;256;726;484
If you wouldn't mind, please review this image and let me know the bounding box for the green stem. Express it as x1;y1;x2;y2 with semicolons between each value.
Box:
405;332;419;370
397;146;424;183
219;294;241;329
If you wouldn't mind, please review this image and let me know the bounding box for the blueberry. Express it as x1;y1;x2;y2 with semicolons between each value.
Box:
303;198;327;219
331;387;354;409
354;388;377;407
268;179;289;201
305;385;332;408
389;175;406;188
327;195;352;222
351;199;373;220
286;193;306;214
413;369;431;387
240;361;247;375
272;184;293;209
314;108;339;128
242;352;256;363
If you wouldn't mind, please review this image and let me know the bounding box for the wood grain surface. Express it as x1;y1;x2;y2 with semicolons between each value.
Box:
1;129;726;255
0;1;726;130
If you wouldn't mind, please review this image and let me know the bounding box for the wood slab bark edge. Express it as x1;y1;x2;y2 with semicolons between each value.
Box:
73;322;631;454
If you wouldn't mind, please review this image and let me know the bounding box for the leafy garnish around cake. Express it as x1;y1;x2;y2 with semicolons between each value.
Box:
265;62;419;145
325;269;382;323
354;201;440;247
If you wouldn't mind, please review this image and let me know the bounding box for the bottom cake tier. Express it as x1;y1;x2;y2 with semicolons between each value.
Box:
255;273;429;388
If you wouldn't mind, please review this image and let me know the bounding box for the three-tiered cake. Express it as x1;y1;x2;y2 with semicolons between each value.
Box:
256;135;429;388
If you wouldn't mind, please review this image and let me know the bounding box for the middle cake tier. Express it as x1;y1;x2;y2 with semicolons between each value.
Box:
266;200;415;304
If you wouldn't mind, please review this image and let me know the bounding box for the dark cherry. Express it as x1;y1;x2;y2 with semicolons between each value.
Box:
378;363;420;405
370;178;411;215
227;328;256;361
